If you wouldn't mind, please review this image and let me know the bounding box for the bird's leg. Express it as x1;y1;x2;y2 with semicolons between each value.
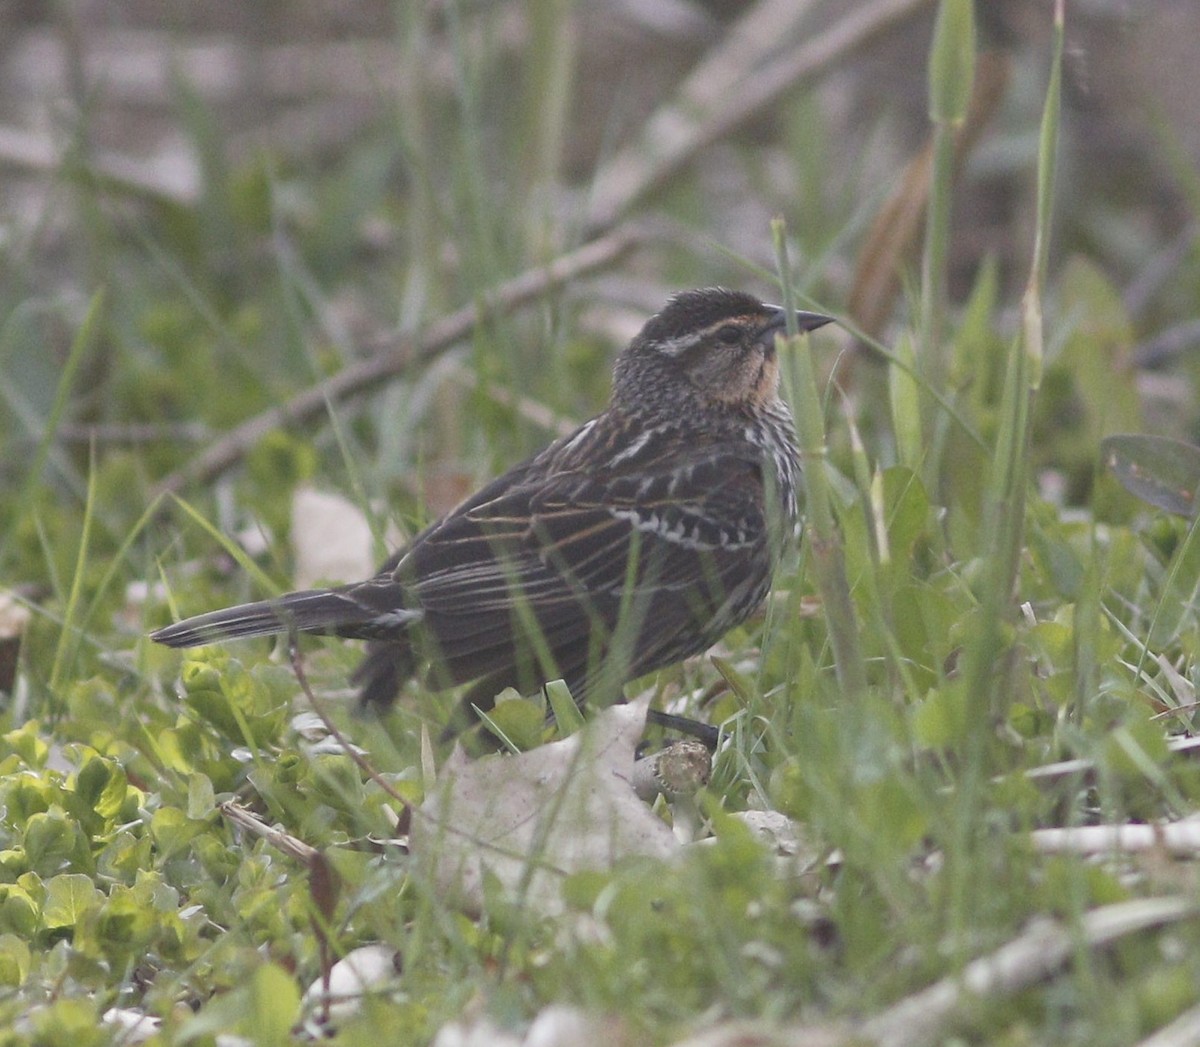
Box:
644;708;720;749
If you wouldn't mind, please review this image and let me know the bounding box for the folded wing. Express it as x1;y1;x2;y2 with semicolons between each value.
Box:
377;441;773;706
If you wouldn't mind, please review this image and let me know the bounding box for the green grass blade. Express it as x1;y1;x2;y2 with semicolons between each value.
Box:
0;290;104;569
772;218;866;701
48;446;99;696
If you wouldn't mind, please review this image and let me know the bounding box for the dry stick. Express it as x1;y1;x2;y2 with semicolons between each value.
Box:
1032;820;1200;858
585;0;937;232
440;358;579;439
1021;736;1200;788
0;126;194;206
857;896;1198;1047
219;798;323;864
49;422;213;445
286;640;413;812
1137;1001;1200;1047
219;796;341;1018
154;225;641;497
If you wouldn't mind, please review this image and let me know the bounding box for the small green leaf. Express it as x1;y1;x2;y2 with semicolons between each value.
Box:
243;962;301;1047
23;811;81;876
42;873;103;930
545;679;586;735
74;755;129;823
1;721;49;768
882;466;931;559
1103;433;1200;517
0;933;30;986
187;774;217;821
482;697;546;751
911;685;967;748
0;886;38;936
150;807;205;858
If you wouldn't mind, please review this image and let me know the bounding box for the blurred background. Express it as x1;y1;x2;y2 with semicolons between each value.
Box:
6;6;1200;1035
2;0;1199;609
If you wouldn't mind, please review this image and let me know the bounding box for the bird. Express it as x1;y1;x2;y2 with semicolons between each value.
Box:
151;288;832;739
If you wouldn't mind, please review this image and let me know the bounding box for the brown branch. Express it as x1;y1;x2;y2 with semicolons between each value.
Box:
856;897;1198;1047
219;799;322;864
441;358;579;440
287;639;412;812
154;225;641;497
585;0;937;233
45;421;214;445
0;124;202;207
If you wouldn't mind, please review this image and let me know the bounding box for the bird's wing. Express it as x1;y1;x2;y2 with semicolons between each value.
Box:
406;446;766;603
392;443;773;690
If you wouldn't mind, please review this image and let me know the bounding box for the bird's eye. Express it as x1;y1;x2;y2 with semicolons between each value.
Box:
716;324;743;345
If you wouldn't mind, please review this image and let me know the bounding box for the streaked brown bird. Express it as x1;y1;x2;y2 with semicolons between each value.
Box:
151;289;832;737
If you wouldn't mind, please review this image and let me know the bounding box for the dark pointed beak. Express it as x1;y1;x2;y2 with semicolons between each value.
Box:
758;306;834;346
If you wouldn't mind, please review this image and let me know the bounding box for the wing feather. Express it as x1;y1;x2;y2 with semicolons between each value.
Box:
386;432;775;695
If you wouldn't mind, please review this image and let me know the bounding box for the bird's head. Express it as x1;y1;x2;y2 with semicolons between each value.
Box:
613;288;832;412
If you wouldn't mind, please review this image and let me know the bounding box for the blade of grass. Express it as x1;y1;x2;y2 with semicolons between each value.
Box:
1138;507;1200;661
80;493;171;647
919;0;974;363
545;679;586;736
0;290;103;569
519;0;575;237
889;332;924;471
951;0;1062;944
772;218;866;701
48;444;98;697
918;0;975;496
161;495;284;604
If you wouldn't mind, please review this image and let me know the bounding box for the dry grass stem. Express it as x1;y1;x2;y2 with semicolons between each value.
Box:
858;897;1199;1047
587;0;937;231
155;224;642;496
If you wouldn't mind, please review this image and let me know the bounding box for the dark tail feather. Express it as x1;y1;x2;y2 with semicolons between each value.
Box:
151;588;396;648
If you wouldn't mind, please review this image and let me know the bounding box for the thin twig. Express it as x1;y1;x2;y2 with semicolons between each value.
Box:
287;639;413;811
857;897;1198;1047
43;422;213;445
586;0;937;232
441;359;579;439
219;795;342;1014
154;225;641;496
1021;735;1200;787
0;124;202;207
219;799;322;864
1032;819;1200;858
1136;1000;1200;1047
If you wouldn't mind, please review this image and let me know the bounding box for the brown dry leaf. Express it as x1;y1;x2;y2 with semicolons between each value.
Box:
411;696;679;917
